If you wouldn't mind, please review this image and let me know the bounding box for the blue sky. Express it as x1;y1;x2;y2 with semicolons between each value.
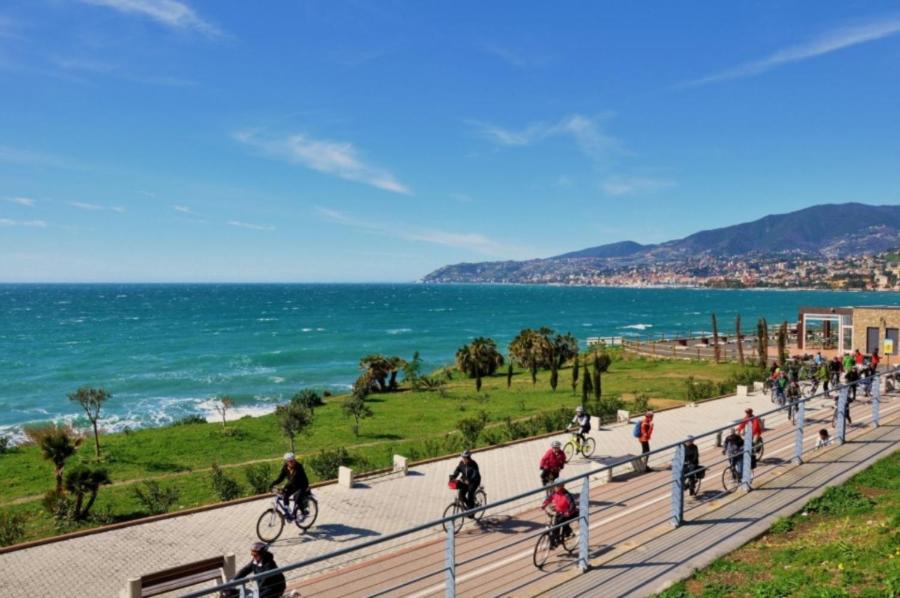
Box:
2;1;900;282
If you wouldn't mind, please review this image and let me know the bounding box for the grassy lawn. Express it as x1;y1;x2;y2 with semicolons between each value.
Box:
0;350;751;544
655;450;900;598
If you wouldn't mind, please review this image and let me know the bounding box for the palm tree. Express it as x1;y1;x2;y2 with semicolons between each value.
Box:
64;465;111;520
456;337;504;391
509;329;551;385
25;424;81;494
359;355;392;392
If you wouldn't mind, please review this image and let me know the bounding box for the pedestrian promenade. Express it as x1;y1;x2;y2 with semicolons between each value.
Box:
0;388;886;597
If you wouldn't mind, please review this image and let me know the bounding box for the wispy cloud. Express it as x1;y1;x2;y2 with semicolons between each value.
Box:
228;220;274;231
4;197;35;207
600;176;676;196
50;56;198;87
0;218;47;228
0;145;76;169
172;205;194;214
234;130;411;195
680;15;900;87
315;207;532;258
78;0;221;37
470;114;620;162
70;201;126;213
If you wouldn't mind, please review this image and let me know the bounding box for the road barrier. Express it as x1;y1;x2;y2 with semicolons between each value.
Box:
180;367;895;598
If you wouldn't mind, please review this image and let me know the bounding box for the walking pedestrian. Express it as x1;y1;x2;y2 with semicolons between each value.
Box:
639;411;654;471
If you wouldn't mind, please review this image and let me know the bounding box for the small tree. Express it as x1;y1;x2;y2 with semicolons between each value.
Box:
0;511;26;547
213;396;234;429
593;352;611;402
736;314;745;365
131;480;180;515
571;354;580;395
25;424;81;493
210;464;242;501
549;349;559;392
581;370;593;409
711;313;720;363
777;321;788;366
403;351;422;386
506;362;513;389
244;463;274;495
276;401;314;452
757;318;769;367
64;465;111;520
343;385;373;437
456;412;488;448
290;389;324;410
67;387;110;459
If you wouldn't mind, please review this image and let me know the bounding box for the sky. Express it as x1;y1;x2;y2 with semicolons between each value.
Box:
1;1;900;282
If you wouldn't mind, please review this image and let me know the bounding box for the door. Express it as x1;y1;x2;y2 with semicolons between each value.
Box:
886;328;899;356
866;327;880;355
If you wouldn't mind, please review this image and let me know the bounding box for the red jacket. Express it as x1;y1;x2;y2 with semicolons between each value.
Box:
542;490;575;517
540;448;566;472
639;418;653;442
737;415;762;437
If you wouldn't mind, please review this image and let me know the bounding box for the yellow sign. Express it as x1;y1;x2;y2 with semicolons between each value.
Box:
885;339;894;355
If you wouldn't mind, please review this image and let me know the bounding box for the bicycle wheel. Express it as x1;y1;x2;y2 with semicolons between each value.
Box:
563;441;576;463
296;496;318;531
472;489;487;522
753;439;764;460
802;384;814;399
580;437;596;458
533;532;552;569
442;501;464;533
722;466;739;492
256;508;284;543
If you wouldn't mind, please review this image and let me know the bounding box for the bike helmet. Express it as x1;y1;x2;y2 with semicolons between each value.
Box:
575;406;584;413
283;452;295;462
551;440;561;449
251;542;268;553
461;450;471;458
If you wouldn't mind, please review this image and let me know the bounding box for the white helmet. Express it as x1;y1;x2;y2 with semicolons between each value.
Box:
575;406;584;413
283;452;295;462
551;440;561;449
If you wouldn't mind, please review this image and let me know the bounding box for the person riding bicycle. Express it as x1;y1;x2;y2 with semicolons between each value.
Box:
539;440;566;486
736;408;762;468
722;427;744;480
270;452;310;520
541;483;577;543
816;361;830;397
683;435;703;496
449;450;481;513
571;406;591;444
222;542;287;598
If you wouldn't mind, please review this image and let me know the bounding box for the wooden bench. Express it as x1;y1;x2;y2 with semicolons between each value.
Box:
121;553;235;597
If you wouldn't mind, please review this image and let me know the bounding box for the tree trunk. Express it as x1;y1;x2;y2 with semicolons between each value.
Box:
92;421;101;459
736;314;744;365
530;361;537;385
476;370;482;392
289;434;296;452
572;355;579;395
55;470;64;495
506;363;513;389
81;489;99;520
711;313;720;363
74;492;85;520
389;371;398;391
581;371;592;409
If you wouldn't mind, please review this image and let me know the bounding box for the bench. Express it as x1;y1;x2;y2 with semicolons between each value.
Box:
121;553;235;597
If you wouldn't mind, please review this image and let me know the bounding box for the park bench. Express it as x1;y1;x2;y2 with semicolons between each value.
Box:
121;553;235;597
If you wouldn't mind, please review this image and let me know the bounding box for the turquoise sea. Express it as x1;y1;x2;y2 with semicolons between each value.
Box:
2;284;898;436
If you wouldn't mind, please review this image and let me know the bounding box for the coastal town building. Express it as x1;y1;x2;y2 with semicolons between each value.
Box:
798;305;900;360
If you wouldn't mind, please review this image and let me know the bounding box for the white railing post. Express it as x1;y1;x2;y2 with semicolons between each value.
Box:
741;423;753;492
670;444;685;527
836;386;848;445
793;400;805;465
872;374;881;428
445;519;456;598
578;476;590;572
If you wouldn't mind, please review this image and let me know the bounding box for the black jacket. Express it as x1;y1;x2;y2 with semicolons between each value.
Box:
450;459;481;486
684;443;699;467
272;462;309;494
723;434;743;457
234;553;286;598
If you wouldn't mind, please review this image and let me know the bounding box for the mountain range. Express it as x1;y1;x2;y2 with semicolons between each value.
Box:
422;203;900;284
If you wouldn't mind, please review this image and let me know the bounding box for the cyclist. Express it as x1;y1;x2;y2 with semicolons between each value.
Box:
539;440;566;486
270;452;310;521
449;450;481;514
683;435;703;496
816;360;830;397
571;405;591;444
541;483;577;543
736;408;762;467
224;542;287;598
722;427;744;481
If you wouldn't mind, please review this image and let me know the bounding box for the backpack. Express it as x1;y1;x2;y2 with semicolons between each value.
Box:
632;420;642;438
582;414;591;433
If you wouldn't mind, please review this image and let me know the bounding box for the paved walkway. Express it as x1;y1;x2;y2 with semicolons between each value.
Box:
0;388;882;597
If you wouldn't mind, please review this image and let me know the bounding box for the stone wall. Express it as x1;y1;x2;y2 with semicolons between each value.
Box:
851;307;900;355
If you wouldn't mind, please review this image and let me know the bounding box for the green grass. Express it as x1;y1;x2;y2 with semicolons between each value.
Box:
655;450;900;598
0;350;749;544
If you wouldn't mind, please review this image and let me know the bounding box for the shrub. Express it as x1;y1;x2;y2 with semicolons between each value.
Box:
420;438;443;458
631;394;651;413
768;516;795;534
505;417;530;441
171;415;207;426
594;395;624;421
131;481;180;515
456;412;488;448
0;511;26;547
442;433;464;454
291;389;324;410
0;435;10;454
244;463;274;495
210;464;243;501
42;491;76;523
307;448;351;480
805;486;874;516
683;377;718;402
481;427;505;446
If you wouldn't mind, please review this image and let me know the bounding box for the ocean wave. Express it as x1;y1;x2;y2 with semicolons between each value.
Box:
257;317;279;322
386;328;412;335
301;328;313;332
621;323;653;330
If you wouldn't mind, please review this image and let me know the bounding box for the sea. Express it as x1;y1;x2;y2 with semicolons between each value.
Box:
2;284;898;438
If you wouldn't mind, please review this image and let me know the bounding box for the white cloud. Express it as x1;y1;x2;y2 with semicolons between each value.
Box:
470;114;619;162
4;197;35;207
70;201;126;213
0;218;47;228
173;205;194;214
79;0;221;37
315;207;532;258
681;15;900;87
234;130;411;195
600;176;676;196
228;220;274;231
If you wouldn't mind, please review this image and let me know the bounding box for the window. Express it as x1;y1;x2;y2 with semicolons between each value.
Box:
804;315;840;350
866;327;880;355
886;328;899;356
842;326;853;351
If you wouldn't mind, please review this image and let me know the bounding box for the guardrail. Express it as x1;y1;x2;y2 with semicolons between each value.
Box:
181;367;896;598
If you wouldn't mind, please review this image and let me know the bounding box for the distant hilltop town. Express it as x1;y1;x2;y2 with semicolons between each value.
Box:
422;203;900;290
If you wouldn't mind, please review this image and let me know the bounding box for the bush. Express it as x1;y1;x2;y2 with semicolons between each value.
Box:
244;463;274;495
593;395;624;421
505;417;530;441
131;481;180;515
442;433;464;454
631;394;651;413
0;511;26;547
42;490;76;523
0;435;10;454
481;427;505;446
456;412;488;448
805;486;874;516
210;465;243;501
307;448;351;480
683;377;718;402
420;438;443;459
291;389;324;409
171;415;207;426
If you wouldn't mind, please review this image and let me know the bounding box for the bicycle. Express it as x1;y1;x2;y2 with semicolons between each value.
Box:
684;463;704;497
562;429;596;462
256;490;318;542
721;459;741;492
533;508;576;569
442;481;487;533
752;436;765;461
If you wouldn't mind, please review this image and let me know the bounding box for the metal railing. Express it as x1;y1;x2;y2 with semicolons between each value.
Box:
181;367;896;598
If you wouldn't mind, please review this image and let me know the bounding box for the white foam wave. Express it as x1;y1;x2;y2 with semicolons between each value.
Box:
621;323;653;330
257;317;279;322
386;328;412;335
